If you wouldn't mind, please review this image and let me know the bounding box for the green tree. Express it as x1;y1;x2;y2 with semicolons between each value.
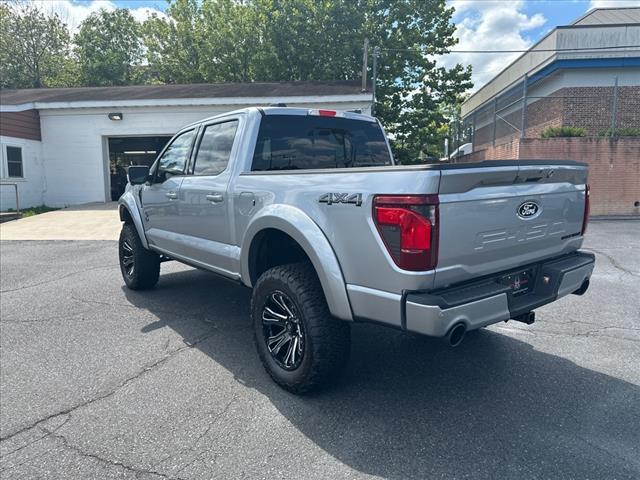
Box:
0;2;72;88
142;0;206;84
143;0;471;161
142;0;366;84
2;0;470;159
252;0;365;81
74;9;143;86
198;0;263;82
363;0;472;162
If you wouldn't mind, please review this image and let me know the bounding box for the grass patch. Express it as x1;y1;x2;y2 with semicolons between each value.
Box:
6;205;59;217
598;127;640;137
541;126;587;138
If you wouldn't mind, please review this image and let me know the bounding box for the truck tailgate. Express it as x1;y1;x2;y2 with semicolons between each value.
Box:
434;161;588;289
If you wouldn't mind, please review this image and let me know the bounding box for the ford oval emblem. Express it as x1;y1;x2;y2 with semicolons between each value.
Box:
518;201;540;219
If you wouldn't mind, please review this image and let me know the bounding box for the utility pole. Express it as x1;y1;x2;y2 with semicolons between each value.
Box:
362;38;369;92
372;46;380;116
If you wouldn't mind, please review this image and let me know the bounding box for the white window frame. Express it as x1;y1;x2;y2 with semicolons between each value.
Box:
2;143;25;180
0;143;4;178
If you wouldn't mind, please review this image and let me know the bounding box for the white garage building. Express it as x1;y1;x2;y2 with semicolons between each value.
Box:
0;81;372;210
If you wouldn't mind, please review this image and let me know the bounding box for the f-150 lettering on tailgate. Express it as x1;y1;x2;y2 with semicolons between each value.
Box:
474;221;566;250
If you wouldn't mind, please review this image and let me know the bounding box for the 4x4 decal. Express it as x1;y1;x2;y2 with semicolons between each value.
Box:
319;193;363;206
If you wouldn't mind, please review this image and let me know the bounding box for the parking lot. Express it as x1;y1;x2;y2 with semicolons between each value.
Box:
1;220;639;479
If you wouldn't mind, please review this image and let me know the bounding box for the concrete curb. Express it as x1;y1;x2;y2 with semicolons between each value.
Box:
590;216;640;221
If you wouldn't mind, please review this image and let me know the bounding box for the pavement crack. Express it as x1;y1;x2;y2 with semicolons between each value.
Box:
0;265;119;293
0;416;71;459
42;427;187;480
157;394;239;472
0;332;217;444
583;247;640;278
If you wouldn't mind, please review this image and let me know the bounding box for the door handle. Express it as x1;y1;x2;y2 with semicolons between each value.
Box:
165;191;178;200
206;193;224;203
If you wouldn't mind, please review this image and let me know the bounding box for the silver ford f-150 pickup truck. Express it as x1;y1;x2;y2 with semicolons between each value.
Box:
118;107;594;393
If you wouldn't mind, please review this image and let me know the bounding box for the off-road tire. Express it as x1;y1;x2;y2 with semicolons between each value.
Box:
251;263;351;394
119;223;160;290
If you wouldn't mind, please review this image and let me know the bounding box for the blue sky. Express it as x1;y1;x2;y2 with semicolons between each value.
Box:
439;0;638;89
521;1;598;40
37;0;640;90
110;0;169;11
105;0;608;37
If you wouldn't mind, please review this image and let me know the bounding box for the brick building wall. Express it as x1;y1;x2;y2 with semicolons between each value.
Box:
467;85;640;150
561;86;640;135
524;95;564;138
455;137;640;216
616;86;640;131
519;137;640;216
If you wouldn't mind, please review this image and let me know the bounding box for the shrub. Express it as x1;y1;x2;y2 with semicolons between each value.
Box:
598;127;640;137
541;126;587;138
6;205;59;217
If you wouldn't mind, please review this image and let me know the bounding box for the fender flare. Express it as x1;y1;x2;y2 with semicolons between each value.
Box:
241;204;353;321
118;190;149;249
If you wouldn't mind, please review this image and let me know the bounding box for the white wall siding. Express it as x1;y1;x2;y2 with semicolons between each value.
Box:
574;7;640;26
462;22;640;117
39;107;214;207
0;135;44;210
37;101;371;207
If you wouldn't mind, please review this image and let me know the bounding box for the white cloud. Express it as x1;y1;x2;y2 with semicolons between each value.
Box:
438;0;547;92
28;0;165;32
129;6;167;24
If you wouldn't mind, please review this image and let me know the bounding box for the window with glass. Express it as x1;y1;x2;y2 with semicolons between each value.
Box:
155;129;195;181
193;121;238;176
6;146;23;178
251;115;392;171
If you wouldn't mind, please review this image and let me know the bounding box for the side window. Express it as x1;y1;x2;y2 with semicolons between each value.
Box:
155;129;195;181
6;146;23;178
193;121;238;176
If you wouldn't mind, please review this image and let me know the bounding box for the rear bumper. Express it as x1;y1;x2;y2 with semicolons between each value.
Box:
404;251;595;337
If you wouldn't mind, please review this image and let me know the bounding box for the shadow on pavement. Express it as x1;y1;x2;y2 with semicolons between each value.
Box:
124;268;640;479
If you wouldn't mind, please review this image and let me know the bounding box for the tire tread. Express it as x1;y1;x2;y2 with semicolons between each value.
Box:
252;263;350;394
119;224;160;290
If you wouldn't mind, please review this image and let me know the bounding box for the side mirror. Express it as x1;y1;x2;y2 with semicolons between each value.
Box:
128;165;150;185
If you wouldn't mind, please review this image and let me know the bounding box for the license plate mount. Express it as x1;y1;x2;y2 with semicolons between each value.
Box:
498;268;535;296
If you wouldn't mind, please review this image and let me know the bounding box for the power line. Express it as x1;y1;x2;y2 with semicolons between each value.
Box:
380;44;640;54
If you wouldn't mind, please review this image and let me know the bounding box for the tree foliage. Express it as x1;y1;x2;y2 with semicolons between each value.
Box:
0;3;71;88
140;0;471;161
142;0;205;84
1;0;472;160
74;9;143;86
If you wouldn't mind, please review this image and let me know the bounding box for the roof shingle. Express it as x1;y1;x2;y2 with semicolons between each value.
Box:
0;80;368;106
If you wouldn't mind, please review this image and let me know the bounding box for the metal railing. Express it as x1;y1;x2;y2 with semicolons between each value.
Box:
0;182;20;214
449;76;638;155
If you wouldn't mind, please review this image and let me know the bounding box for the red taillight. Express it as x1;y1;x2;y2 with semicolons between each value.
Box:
581;184;590;235
308;109;341;117
373;195;439;271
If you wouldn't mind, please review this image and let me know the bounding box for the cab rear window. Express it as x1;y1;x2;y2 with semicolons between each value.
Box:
251;115;392;171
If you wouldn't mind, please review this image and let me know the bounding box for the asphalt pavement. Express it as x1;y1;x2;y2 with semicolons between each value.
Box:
0;220;639;479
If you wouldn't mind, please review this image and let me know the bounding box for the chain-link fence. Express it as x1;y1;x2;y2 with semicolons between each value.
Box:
449;78;639;158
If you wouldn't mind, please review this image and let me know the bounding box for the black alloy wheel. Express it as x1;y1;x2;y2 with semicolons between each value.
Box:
261;290;306;370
